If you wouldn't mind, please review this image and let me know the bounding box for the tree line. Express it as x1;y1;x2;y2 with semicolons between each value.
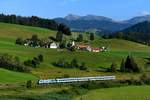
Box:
102;31;150;46
24;54;44;68
0;53;44;72
109;55;141;73
52;58;87;70
0;13;58;30
0;53;30;72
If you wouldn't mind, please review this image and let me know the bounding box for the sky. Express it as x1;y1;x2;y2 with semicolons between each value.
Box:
0;0;150;20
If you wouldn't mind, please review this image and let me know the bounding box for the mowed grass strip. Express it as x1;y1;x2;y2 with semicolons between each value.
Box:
76;86;150;100
0;68;37;83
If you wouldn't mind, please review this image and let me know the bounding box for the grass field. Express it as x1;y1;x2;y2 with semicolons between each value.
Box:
76;86;150;100
0;68;37;83
0;22;150;100
0;22;150;82
0;85;149;100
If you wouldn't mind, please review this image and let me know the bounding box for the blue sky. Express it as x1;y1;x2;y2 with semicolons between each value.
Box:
0;0;150;20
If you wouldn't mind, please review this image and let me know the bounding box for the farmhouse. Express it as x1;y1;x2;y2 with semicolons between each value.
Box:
49;42;57;49
92;48;101;52
72;41;75;47
76;44;92;52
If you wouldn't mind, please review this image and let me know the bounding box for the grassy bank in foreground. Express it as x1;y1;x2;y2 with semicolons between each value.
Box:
0;84;150;100
76;85;150;100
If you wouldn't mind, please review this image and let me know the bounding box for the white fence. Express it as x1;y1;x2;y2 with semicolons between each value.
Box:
38;76;116;84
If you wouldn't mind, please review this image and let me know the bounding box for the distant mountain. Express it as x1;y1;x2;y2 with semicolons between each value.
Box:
120;21;150;42
54;14;129;33
64;14;81;21
54;14;150;33
64;14;113;21
124;15;150;25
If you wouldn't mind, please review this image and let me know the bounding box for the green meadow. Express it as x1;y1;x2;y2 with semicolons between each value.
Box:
0;22;150;100
0;68;37;83
76;86;150;100
0;22;150;82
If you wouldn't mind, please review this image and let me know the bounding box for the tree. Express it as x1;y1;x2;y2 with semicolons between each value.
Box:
110;63;117;72
90;33;95;41
38;54;44;62
24;60;33;67
63;27;71;36
79;62;87;70
26;80;32;88
0;53;30;72
56;31;63;42
57;23;71;36
116;32;124;39
32;57;40;68
124;55;141;73
59;41;66;49
31;34;39;47
77;34;83;42
16;38;24;45
39;40;45;47
0;13;58;30
31;34;38;41
70;58;78;68
120;59;125;72
49;36;57;42
24;55;43;68
67;42;72;48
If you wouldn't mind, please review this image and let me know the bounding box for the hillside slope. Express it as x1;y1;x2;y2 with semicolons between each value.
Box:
0;68;37;83
120;21;150;42
76;86;150;100
92;39;150;51
0;23;150;81
0;22;56;40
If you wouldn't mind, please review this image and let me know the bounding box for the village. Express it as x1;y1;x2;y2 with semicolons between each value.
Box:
16;34;108;53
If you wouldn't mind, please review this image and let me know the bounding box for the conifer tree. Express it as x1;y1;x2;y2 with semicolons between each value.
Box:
90;33;95;41
120;59;125;72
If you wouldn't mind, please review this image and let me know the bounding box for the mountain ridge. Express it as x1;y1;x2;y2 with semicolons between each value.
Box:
119;21;150;42
54;14;150;33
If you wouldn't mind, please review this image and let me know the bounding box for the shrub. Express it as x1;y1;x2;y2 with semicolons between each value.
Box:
38;54;44;62
70;58;79;68
140;74;150;85
0;53;30;72
52;58;87;70
59;42;66;49
26;80;32;88
79;62;87;70
24;54;44;68
120;59;125;72
16;38;24;45
110;63;117;72
76;34;83;42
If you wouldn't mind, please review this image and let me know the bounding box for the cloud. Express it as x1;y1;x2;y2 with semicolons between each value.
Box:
138;11;150;16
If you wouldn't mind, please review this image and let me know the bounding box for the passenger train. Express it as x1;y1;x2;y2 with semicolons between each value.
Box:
38;76;116;84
